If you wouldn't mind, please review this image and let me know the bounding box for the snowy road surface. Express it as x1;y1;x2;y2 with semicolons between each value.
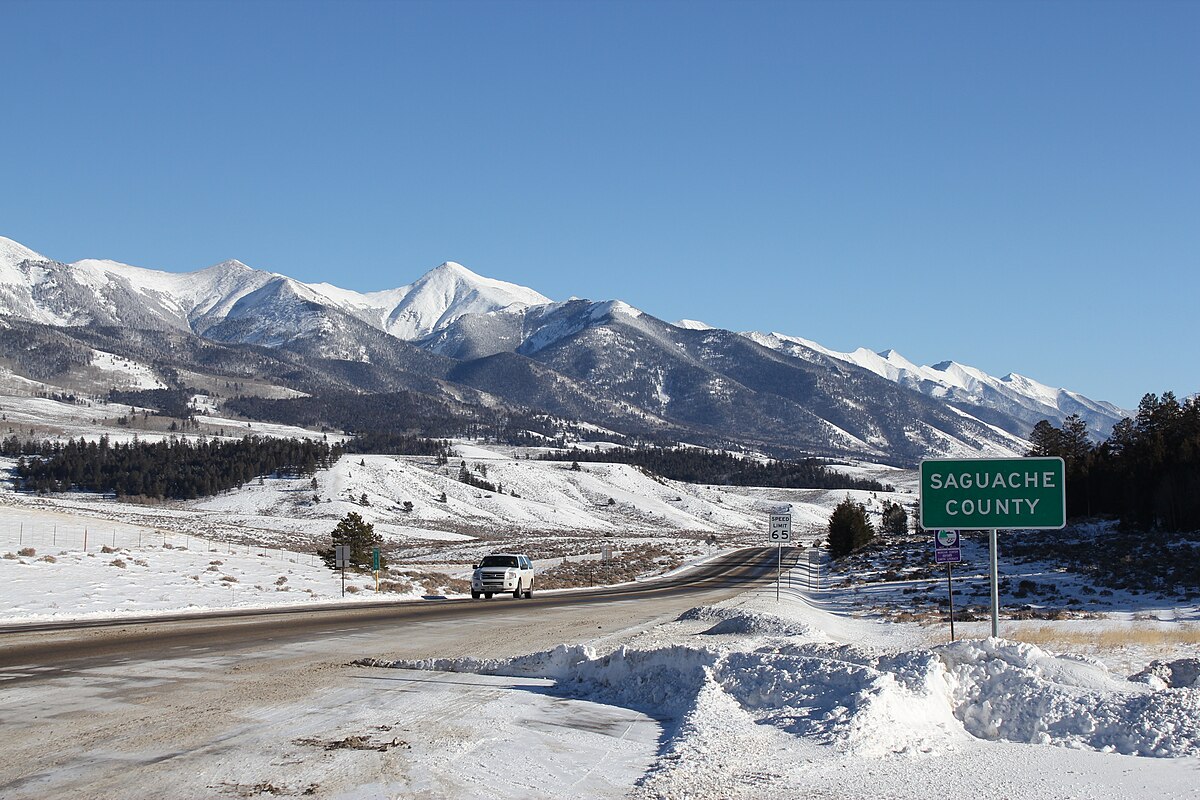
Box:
0;552;776;799
2;549;1198;799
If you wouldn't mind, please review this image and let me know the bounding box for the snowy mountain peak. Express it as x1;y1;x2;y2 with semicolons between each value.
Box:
427;260;476;278
380;260;552;339
201;259;255;273
673;319;714;330
411;261;549;304
0;236;50;271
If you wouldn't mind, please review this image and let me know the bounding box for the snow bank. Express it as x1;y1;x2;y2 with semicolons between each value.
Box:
678;605;827;640
368;624;1200;760
1131;658;1200;690
940;638;1200;756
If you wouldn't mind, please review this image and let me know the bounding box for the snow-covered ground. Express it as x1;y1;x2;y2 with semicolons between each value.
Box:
366;577;1200;798
1;411;1198;796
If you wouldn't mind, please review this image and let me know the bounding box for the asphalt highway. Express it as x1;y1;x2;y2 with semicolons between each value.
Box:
0;545;795;671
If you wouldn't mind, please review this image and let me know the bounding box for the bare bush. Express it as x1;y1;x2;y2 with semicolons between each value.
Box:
18;547;36;557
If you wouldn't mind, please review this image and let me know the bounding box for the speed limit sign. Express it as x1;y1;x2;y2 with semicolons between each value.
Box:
768;513;792;542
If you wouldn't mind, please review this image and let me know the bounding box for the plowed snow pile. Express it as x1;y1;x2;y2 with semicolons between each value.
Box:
363;596;1200;796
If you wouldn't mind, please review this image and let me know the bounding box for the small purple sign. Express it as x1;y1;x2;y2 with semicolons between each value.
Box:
935;547;962;564
934;530;962;564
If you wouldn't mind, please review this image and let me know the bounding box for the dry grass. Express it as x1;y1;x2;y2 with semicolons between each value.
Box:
1014;625;1200;649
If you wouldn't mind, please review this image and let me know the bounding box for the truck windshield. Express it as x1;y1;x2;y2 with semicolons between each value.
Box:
479;555;519;568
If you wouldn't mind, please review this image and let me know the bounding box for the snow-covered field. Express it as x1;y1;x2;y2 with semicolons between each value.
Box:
1;396;1198;797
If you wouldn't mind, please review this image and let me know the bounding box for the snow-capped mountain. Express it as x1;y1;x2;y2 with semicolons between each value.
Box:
0;235;1129;461
0;236;548;346
744;331;1129;439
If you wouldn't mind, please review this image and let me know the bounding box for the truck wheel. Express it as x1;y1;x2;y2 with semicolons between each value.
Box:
524;581;533;599
513;583;522;599
484;593;493;599
471;590;480;599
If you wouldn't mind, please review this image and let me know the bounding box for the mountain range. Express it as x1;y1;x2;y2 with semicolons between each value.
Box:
0;235;1129;463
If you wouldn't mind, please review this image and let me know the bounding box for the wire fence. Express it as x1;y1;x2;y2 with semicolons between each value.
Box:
0;514;321;567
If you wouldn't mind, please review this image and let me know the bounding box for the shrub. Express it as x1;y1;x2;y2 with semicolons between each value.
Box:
18;547;36;557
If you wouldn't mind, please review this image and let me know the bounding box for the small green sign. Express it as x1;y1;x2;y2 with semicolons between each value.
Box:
372;547;381;571
920;457;1066;530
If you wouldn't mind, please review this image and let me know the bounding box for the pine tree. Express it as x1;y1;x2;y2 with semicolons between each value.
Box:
880;501;908;535
1027;420;1063;457
317;512;383;571
828;497;874;558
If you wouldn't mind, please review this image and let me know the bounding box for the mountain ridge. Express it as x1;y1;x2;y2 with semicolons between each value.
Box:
0;235;1129;458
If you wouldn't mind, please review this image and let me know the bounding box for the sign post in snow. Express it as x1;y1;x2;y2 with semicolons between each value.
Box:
335;545;351;598
768;509;792;601
920;457;1066;637
934;530;961;641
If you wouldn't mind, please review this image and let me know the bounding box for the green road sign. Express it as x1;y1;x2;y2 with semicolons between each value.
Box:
920;457;1066;530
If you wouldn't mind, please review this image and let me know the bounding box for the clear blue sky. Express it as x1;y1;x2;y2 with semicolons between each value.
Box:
3;0;1196;410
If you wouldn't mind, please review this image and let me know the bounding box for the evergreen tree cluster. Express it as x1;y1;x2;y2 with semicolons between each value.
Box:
108;388;207;419
880;500;909;535
539;446;889;491
10;435;340;500
828;497;875;557
341;431;451;457
1027;392;1200;531
456;460;499;493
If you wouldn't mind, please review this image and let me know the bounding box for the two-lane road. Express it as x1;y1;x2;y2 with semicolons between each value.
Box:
0;546;792;799
0;546;790;669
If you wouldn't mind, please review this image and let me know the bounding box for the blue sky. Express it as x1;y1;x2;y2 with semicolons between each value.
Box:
3;0;1196;410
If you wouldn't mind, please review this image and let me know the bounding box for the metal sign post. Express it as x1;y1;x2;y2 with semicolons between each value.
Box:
768;509;792;601
989;528;999;638
921;458;1066;638
934;530;962;641
335;544;351;598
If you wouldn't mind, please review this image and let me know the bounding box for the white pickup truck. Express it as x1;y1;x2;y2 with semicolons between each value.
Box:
470;553;535;599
